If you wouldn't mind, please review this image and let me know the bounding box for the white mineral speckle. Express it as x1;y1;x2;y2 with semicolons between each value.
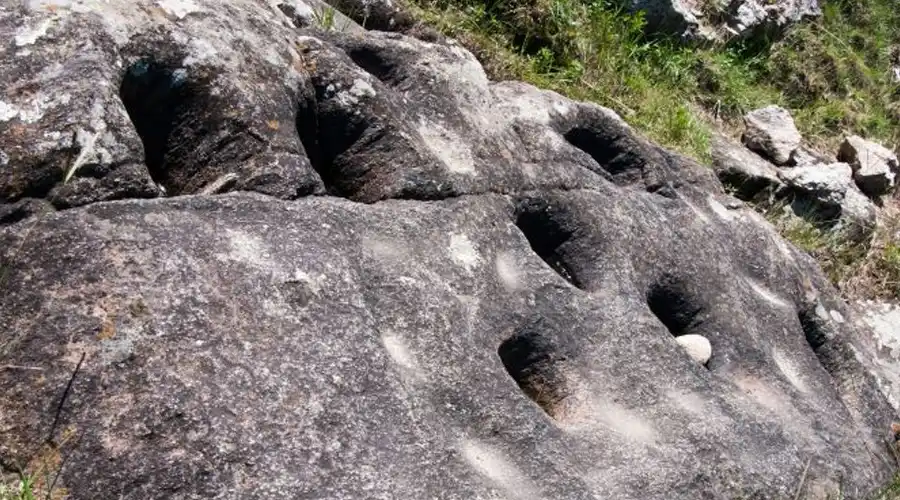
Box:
14;18;53;46
494;252;521;291
773;348;807;393
449;234;480;272
669;390;717;421
7;92;70;124
334;78;375;107
745;278;790;308
829;310;845;323
862;303;900;358
734;373;791;416
681;197;710;223
460;439;538;500
0;101;17;122
219;229;274;269
363;236;407;264
183;38;218;66
552;101;571;116
417;119;476;175
569;398;658;444
381;332;421;378
708;196;735;221
349;78;376;98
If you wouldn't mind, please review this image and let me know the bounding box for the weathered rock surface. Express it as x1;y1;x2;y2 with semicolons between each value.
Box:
742;105;803;165
711;133;783;201
854;301;900;410
838;135;899;198
622;0;820;43
788;145;835;168
1;1;898;500
778;163;855;211
778;162;877;234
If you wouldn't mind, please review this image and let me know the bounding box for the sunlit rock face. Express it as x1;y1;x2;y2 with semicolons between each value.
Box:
0;2;896;499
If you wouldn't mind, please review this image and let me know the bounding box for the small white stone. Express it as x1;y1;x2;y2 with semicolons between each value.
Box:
675;334;712;365
0;101;18;122
829;310;845;323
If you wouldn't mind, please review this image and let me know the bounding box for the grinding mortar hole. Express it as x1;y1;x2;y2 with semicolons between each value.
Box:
498;328;571;420
345;46;400;85
120;59;199;194
564;127;646;185
564;122;674;195
514;199;583;289
798;307;830;352
646;274;706;337
295;92;369;198
296;95;324;178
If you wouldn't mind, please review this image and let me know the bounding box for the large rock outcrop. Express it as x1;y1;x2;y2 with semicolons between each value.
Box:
1;1;898;499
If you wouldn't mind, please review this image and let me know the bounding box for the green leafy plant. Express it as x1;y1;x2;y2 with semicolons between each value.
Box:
312;4;336;29
311;5;353;31
0;474;36;500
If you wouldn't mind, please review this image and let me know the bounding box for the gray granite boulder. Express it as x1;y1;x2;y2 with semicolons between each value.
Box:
838;136;899;198
711;133;783;201
788;145;835;168
624;0;712;42
778;163;856;210
0;1;898;499
742;105;803;165
778;162;877;236
854;301;900;411
728;0;821;38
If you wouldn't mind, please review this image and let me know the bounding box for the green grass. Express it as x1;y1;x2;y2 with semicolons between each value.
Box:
408;0;899;160
770;0;900;151
871;473;900;499
410;0;720;161
0;436;73;500
0;474;36;500
771;209;869;286
763;199;900;300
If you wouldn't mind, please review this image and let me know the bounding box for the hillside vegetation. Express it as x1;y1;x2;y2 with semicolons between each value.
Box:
409;0;900;300
410;0;899;162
